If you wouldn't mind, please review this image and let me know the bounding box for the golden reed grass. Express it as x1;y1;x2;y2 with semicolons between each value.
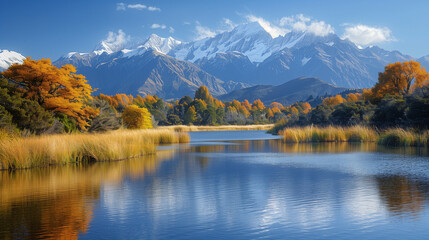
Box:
0;129;189;170
279;126;378;143
161;124;274;132
279;125;429;147
377;128;429;146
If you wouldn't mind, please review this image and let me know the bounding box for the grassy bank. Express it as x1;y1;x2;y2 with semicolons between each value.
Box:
0;129;189;170
278;125;429;147
378;129;429;146
279;126;378;143
161;124;274;132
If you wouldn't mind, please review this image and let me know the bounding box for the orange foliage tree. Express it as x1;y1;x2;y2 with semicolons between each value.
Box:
252;99;265;111
2;58;98;130
323;95;346;106
371;61;429;99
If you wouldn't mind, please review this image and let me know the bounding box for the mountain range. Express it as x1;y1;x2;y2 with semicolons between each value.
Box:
219;77;348;106
2;21;429;100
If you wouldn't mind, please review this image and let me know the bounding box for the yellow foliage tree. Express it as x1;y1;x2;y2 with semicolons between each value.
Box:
121;105;152;129
290;107;299;115
252;99;265;111
270;102;283;109
267;109;274;119
346;93;360;102
2;57;98;130
226;106;238;114
371;61;429;100
242;100;252;110
184;106;197;125
323;95;346;106
272;106;281;114
301;102;312;113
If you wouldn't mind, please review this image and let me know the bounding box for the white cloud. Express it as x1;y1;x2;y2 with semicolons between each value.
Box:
151;24;166;29
127;3;146;10
169;27;175;33
116;3;161;11
246;15;289;38
195;24;216;40
148;6;161;11
116;2;126;11
279;14;334;37
99;29;130;53
183;21;191;25
223;18;237;30
342;24;394;46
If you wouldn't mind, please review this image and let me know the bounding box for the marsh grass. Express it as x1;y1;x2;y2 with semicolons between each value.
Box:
278;125;429;147
0;129;189;170
377;129;429;147
279;126;378;143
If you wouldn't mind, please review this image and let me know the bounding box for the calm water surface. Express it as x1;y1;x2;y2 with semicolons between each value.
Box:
1;130;429;239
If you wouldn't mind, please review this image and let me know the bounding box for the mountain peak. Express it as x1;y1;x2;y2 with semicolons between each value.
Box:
135;34;181;55
0;49;25;71
233;21;269;37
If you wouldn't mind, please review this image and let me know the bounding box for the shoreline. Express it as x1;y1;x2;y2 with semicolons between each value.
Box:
159;124;274;132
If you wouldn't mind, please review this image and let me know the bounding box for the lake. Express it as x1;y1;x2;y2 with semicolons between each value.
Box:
1;130;429;239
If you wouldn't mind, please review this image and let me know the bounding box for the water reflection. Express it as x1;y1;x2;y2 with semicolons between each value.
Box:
2;133;429;239
376;176;426;217
0;150;174;240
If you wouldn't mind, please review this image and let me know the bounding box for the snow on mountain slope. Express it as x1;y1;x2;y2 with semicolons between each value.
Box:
0;50;25;71
63;34;181;59
170;22;337;63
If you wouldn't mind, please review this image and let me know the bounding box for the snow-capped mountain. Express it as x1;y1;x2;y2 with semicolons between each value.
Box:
55;21;419;97
0;50;25;71
62;34;182;60
170;22;337;63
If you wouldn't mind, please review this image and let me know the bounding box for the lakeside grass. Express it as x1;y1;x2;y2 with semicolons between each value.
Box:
378;128;429;146
279;126;378;143
0;129;189;170
278;125;429;147
160;124;274;132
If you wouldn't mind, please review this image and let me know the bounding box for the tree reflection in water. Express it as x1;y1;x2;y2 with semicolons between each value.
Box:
376;175;426;217
0;150;174;240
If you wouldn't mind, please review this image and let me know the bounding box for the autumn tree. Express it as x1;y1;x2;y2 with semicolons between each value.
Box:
347;93;361;102
184;106;196;125
370;61;429;100
0;78;54;133
121;105;152;129
323;95;346;106
2;58;98;130
195;86;210;100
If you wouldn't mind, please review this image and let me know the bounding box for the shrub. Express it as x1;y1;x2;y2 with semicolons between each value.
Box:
121;105;152;129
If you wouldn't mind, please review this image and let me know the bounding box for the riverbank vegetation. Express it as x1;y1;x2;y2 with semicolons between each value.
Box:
272;61;429;147
1;57;429;170
1;58;305;138
0;129;189;170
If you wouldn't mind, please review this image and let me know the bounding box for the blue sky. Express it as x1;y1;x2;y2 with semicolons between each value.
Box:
1;0;429;59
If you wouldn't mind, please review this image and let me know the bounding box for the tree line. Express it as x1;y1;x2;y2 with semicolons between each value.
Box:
1;58;428;137
0;57;310;136
270;61;429;134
